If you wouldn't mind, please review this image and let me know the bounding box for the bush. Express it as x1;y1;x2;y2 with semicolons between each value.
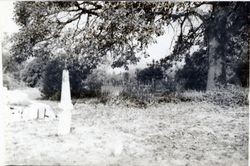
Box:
97;91;148;108
119;91;149;108
3;73;25;90
20;57;47;87
82;70;104;98
97;82;150;108
114;82;156;108
175;49;208;91
99;92;110;104
41;59;62;100
175;86;249;107
136;65;163;85
41;58;91;100
235;60;249;87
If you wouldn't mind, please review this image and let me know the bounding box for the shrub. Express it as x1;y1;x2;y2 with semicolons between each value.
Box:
175;85;249;107
20;57;47;87
175;49;208;91
136;66;164;85
97;82;150;108
235;60;249;87
82;70;104;98
119;91;148;108
41;59;62;100
99;91;110;104
3;73;25;90
97;91;148;108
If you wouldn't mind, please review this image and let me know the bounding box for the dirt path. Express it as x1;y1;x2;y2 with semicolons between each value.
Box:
5;101;248;166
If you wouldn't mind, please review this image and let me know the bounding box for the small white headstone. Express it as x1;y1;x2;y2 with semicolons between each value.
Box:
57;69;73;135
22;103;56;121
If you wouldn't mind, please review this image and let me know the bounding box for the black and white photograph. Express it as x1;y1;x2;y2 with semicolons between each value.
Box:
0;1;249;165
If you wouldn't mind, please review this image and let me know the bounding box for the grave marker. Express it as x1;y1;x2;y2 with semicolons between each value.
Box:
57;70;73;135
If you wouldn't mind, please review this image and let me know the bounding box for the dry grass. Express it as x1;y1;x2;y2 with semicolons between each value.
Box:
5;100;248;166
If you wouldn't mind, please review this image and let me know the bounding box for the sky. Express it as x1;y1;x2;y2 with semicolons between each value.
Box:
0;1;176;73
0;1;19;34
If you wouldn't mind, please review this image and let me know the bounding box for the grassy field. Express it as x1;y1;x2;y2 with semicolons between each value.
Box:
5;99;248;166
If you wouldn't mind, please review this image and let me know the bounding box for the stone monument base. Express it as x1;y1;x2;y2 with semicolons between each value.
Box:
57;109;72;135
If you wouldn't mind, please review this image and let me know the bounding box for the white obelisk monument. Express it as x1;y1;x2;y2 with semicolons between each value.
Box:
57;69;73;135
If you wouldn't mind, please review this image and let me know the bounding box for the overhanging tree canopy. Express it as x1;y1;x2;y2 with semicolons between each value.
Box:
12;2;206;66
11;1;249;90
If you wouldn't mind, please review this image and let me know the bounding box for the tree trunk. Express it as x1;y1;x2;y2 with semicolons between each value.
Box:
206;4;228;91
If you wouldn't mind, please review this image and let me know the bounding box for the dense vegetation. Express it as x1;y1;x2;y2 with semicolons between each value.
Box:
2;2;248;102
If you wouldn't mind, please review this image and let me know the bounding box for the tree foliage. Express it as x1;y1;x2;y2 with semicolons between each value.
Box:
136;60;164;84
159;2;249;89
12;2;206;68
41;57;91;100
175;49;208;91
12;2;249;90
2;33;20;73
20;58;47;87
